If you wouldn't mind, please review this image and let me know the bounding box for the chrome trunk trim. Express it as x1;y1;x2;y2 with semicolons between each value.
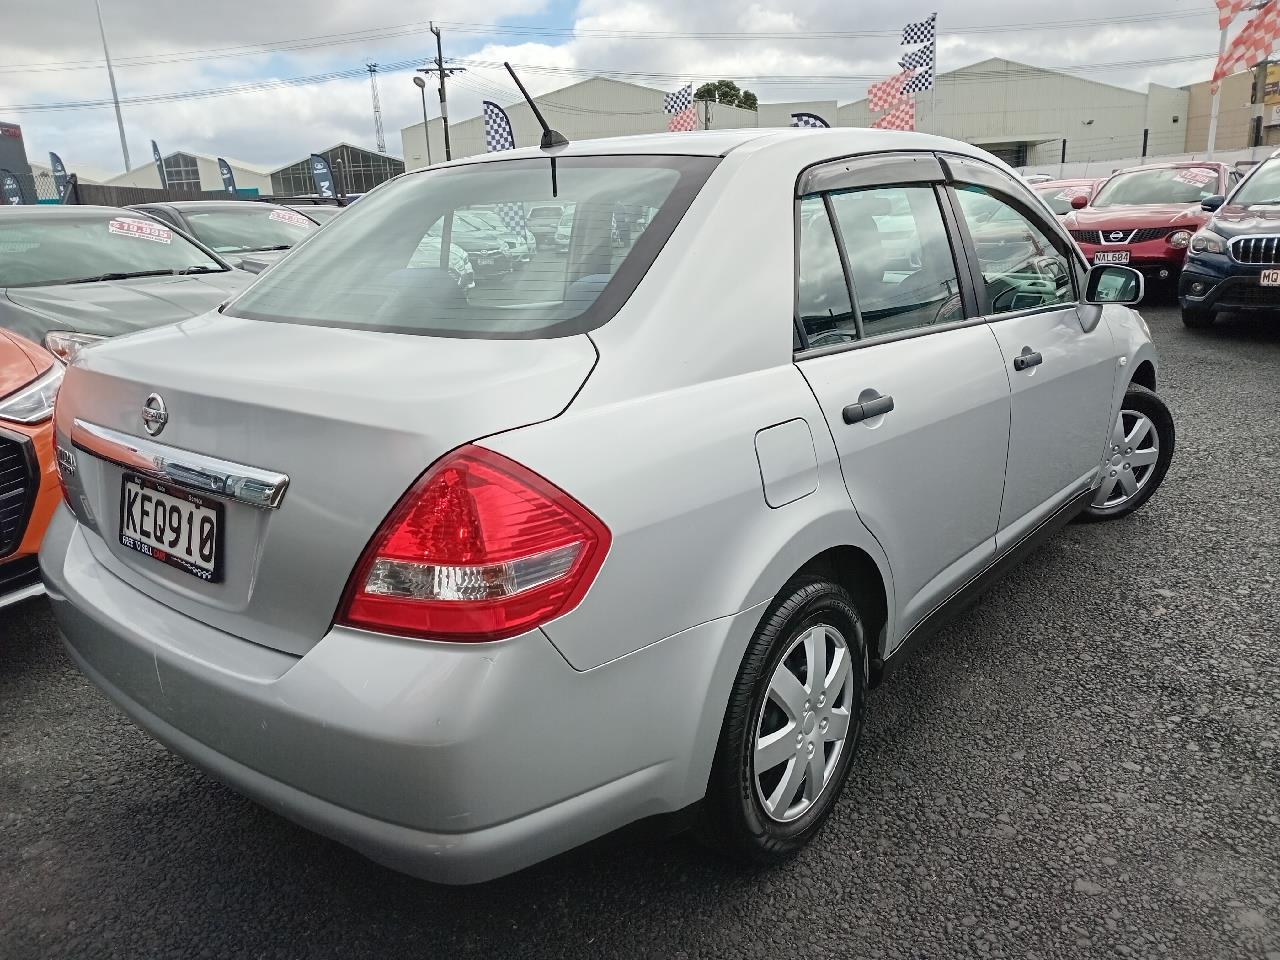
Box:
71;419;290;509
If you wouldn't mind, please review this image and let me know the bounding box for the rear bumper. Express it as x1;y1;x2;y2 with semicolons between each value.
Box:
40;508;749;883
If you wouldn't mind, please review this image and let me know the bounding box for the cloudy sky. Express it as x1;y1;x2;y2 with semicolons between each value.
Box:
0;0;1229;176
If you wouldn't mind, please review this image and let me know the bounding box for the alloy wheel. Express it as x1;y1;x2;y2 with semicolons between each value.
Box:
1093;407;1161;510
753;623;855;823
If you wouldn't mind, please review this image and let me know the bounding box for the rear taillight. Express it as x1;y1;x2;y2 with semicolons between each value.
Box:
337;445;610;642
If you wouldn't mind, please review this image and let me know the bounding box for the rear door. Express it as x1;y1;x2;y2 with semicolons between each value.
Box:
943;155;1117;542
792;154;1012;640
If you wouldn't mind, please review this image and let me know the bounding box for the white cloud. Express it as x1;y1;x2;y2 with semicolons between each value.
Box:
0;0;1225;176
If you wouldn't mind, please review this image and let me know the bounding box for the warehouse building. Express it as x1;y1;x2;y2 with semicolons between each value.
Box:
104;150;273;193
402;60;1203;169
268;143;403;197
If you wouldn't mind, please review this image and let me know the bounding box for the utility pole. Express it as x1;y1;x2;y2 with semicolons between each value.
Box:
367;63;387;154
421;24;464;162
93;0;130;171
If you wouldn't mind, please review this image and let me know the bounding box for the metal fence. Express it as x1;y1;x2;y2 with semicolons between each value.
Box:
69;181;234;206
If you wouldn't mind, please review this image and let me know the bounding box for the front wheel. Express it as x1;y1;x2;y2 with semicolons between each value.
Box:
1080;384;1174;522
1181;305;1215;328
699;575;868;864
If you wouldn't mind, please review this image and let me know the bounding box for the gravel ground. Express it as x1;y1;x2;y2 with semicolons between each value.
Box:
1;304;1277;960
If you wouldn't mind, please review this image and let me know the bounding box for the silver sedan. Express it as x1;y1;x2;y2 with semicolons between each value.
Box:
43;129;1173;884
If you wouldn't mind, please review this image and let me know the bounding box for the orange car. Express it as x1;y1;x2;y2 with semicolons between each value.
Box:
0;329;61;609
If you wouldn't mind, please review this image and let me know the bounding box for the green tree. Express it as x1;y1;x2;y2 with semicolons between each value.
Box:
694;80;759;110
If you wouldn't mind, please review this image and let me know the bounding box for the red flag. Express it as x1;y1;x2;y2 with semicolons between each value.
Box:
871;98;915;131
1217;0;1253;29
1214;2;1280;85
867;69;916;112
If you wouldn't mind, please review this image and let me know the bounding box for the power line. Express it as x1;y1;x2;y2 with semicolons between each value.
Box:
0;9;1214;75
0;49;1219;116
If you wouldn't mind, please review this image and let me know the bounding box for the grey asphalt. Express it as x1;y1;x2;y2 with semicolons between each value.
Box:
2;304;1277;959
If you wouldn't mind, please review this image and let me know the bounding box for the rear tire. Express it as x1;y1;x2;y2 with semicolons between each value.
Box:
699;575;868;864
1080;384;1174;522
1181;305;1215;328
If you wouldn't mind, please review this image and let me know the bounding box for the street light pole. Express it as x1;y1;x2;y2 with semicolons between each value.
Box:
412;76;433;167
93;0;130;171
425;24;464;162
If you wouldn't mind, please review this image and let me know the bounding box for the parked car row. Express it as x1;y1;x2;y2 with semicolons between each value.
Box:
1026;154;1280;328
5;129;1175;887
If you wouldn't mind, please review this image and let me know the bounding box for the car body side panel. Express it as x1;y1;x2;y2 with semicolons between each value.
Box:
987;305;1116;533
797;325;1011;639
1102;304;1161;414
484;362;896;672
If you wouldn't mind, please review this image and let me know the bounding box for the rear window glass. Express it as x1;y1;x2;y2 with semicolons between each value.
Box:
228;155;717;339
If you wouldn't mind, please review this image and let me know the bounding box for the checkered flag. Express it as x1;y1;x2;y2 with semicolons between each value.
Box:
1213;2;1280;87
868;69;916;112
791;112;829;128
664;84;692;113
1218;0;1252;29
901;13;936;46
902;48;934;93
664;84;698;132
481;100;527;235
871;98;915;131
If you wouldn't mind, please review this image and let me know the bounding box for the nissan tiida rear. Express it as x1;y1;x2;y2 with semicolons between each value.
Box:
42;144;721;883
42;130;1172;885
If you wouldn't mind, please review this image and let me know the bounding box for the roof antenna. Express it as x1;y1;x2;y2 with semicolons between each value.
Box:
504;62;568;149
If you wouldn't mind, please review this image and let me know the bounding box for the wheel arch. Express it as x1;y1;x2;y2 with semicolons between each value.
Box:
1130;358;1156;392
792;545;891;684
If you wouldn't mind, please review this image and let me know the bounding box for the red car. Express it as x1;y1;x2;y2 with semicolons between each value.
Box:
1064;162;1238;285
1032;178;1100;217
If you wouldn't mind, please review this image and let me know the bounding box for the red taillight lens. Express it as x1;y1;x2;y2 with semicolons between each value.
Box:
337;445;610;642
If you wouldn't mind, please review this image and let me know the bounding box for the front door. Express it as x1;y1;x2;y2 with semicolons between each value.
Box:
792;179;1012;640
949;177;1117;540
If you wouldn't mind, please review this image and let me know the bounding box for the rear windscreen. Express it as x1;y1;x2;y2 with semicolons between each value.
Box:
227;155;718;339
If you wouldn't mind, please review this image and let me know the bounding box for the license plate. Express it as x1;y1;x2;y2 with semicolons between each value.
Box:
119;474;224;582
476;256;494;266
1261;269;1280;286
1094;251;1130;264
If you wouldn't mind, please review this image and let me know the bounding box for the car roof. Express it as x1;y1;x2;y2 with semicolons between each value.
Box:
155;200;296;212
0;204;132;217
422;128;1003;168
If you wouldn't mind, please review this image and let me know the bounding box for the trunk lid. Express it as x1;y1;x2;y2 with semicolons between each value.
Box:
58;313;597;655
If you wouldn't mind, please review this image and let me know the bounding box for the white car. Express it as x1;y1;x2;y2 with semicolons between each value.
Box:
44;129;1173;884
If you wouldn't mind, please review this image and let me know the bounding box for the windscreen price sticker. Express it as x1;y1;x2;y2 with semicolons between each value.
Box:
108;217;172;244
268;209;310;227
1174;168;1217;187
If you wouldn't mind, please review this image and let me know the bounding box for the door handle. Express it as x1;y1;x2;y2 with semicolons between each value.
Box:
1013;348;1043;371
843;394;895;424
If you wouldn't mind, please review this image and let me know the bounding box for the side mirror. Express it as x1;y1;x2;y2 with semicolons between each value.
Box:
1201;194;1226;212
1084;264;1144;306
1071;194;1089;210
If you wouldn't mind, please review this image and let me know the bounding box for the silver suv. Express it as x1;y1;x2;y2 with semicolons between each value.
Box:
43;130;1173;884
